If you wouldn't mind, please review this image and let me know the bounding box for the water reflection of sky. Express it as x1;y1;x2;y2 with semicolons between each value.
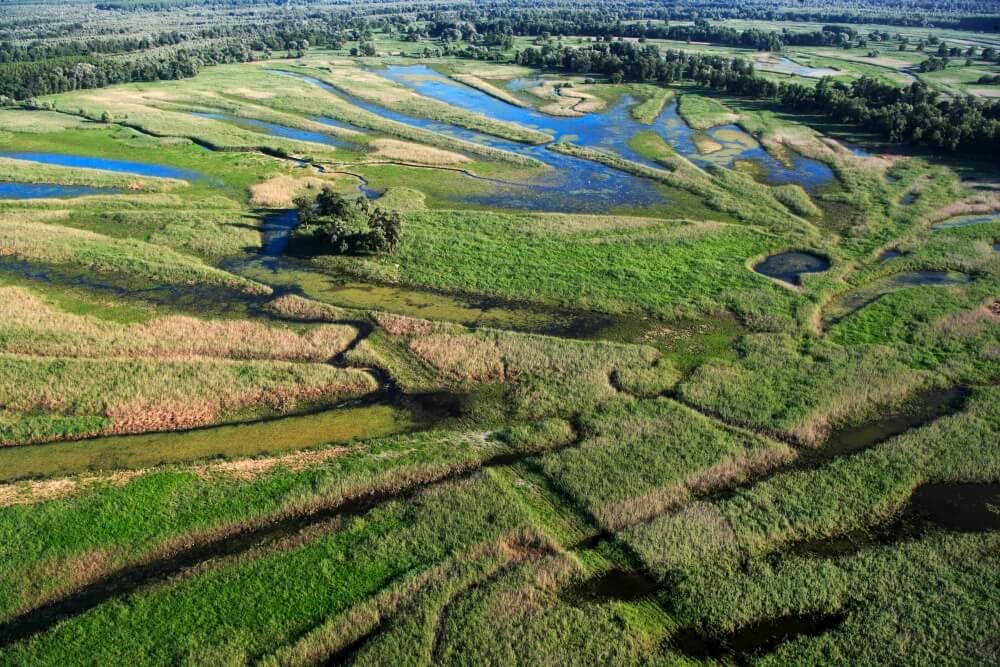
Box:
0;152;201;180
378;65;837;192
0;182;119;199
275;65;843;211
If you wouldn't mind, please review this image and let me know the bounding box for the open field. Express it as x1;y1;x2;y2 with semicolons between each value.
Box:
0;1;997;664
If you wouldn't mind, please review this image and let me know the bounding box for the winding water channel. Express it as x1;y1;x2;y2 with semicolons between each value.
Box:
273;65;839;212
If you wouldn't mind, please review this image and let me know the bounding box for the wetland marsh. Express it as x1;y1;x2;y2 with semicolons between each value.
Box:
0;2;997;665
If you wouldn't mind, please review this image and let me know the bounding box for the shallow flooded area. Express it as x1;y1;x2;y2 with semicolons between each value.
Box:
0;182;119;199
788;482;1000;559
277;65;839;213
826;271;972;321
671;613;845;661
562;569;658;604
0;391;467;482
816;386;968;461
753;251;830;285
0;152;201;180
929;213;1000;231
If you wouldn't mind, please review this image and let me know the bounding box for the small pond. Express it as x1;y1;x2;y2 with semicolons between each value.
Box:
753;251;830;285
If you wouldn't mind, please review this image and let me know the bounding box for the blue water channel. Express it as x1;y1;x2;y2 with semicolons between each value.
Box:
273;65;840;211
0;152;201;180
376;65;836;191
273;69;666;213
0;182;120;199
189;112;357;150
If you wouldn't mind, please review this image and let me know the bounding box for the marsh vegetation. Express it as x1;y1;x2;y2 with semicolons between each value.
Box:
0;1;997;664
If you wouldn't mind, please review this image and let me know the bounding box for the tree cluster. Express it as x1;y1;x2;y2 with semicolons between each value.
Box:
295;188;401;256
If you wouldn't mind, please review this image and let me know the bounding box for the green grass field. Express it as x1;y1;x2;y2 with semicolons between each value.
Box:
0;8;997;664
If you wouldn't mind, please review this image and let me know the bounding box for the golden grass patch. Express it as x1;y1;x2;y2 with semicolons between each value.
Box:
265;294;350;322
693;134;724;154
0;287;357;361
250;174;333;207
409;334;505;383
369;138;470;165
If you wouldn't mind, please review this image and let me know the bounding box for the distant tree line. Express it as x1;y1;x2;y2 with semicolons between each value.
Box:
0;45;251;100
0;17;362;100
0;31;193;63
517;42;1000;154
440;16;867;52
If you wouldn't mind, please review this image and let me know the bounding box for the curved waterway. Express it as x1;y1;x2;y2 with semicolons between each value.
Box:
274;66;836;211
0;152;201;180
826;271;972;321
0;396;451;483
0;182;119;199
377;65;836;191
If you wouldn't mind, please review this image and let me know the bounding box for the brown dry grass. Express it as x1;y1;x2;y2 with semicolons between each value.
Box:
693;135;723;154
409;334;505;383
369;138;470;165
0;287;357;361
0;471;145;508
195;446;350;480
250;175;332;207
265;294;349;322
374;312;435;336
933;298;1000;335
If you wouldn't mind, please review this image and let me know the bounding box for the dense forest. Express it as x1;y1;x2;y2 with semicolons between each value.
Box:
2;0;999;154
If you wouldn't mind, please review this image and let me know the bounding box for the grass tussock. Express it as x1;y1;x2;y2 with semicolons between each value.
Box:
369;138;470;165
678;95;742;130
0;354;377;443
0;287;357;361
250;175;333;208
0;218;270;295
265;294;350;322
451;74;531;108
